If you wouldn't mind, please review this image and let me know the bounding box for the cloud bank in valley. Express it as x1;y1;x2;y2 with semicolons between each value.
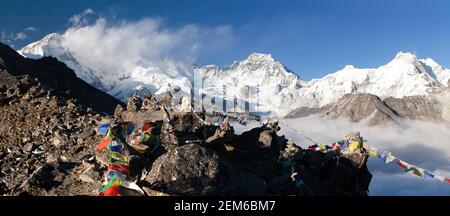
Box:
274;116;450;195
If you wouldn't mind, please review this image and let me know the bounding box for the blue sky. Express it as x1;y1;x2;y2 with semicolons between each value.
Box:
1;0;450;80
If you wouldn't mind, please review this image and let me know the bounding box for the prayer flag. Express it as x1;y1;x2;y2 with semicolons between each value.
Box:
423;171;434;179
99;184;120;196
97;136;111;151
109;164;129;174
110;152;128;163
98;124;110;135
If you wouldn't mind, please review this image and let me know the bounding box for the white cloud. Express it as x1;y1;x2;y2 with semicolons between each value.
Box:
59;15;233;83
369;171;450;196
68;8;96;27
14;32;27;40
277;116;450;195
1;26;38;42
1;31;10;43
25;27;38;32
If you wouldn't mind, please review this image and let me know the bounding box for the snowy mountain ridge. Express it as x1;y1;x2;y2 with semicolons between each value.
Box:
18;33;450;116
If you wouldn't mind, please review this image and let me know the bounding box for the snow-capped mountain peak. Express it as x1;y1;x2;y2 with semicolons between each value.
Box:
16;33;450;117
342;65;356;70
196;52;305;116
420;57;450;87
391;52;418;64
382;52;439;82
423;58;441;69
245;52;276;63
18;33;62;59
18;32;101;84
293;52;446;109
384;52;449;87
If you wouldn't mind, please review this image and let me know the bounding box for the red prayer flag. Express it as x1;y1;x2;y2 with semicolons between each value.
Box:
108;164;129;174
396;160;408;169
143;121;153;132
99;184;120;196
97;137;111;151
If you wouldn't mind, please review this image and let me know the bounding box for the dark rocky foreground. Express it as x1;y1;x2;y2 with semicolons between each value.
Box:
117;104;372;196
0;43;372;196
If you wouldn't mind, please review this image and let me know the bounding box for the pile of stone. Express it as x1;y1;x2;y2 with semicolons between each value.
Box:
0;75;104;195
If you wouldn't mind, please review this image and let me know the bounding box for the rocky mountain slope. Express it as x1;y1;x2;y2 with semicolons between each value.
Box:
2;43;124;114
287;88;449;125
0;43;372;195
18;33;450;117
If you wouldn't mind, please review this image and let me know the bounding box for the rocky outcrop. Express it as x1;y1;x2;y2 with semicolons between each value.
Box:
137;114;372;196
126;94;142;112
287;92;446;125
323;94;400;125
295;150;371;196
384;95;442;121
141;94;159;111
0;43;124;114
144;144;232;196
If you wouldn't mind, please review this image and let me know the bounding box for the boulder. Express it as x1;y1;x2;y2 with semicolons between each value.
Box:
141;94;159;111
178;96;192;112
296;150;372;196
127;95;142;112
279;139;301;160
144;144;232;195
114;104;124;119
323;152;372;195
258;123;284;152
160;121;179;149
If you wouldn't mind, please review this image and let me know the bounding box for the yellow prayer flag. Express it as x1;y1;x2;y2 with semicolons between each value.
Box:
347;141;361;152
110;152;128;163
